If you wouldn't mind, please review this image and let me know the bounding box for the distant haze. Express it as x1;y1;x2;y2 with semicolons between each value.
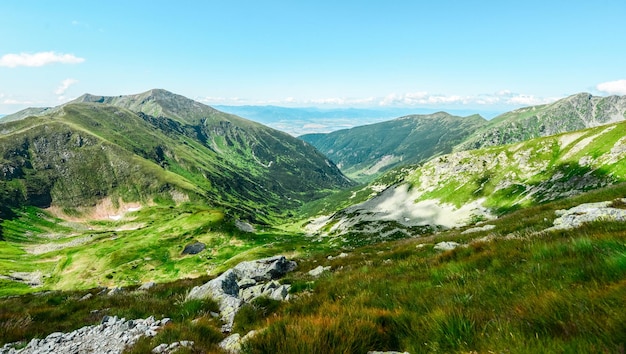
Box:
216;105;502;136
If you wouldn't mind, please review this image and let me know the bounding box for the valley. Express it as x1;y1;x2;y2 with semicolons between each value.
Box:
1;90;625;353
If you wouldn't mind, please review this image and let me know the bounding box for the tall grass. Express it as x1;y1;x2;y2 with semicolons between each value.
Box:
242;195;626;353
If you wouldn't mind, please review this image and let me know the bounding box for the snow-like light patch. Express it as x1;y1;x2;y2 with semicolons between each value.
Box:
341;184;493;229
370;184;387;192
363;155;397;175
558;132;584;150
562;126;615;161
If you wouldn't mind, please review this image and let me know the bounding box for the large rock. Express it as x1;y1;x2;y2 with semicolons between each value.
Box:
186;255;296;332
182;242;206;255
219;330;258;354
308;265;331;277
433;241;460;251
547;200;626;231
232;255;297;282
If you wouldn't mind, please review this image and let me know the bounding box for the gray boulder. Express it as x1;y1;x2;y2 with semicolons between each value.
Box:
186;255;296;332
308;265;331;277
232;255;297;282
182;242;206;255
138;282;156;291
219;330;258;354
434;241;460;251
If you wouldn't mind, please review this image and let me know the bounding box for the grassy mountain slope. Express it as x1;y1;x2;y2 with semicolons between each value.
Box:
457;93;626;150
0;90;352;223
300;112;487;182
0;89;356;294
305;120;626;243
3;183;626;352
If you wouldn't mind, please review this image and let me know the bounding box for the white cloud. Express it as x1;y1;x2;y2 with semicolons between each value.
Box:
54;78;79;95
596;79;626;95
1;98;34;105
197;90;561;109
0;51;85;68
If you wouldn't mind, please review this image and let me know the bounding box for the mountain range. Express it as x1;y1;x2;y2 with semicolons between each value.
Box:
2;89;626;352
301;93;626;181
0;89;352;225
300;112;488;182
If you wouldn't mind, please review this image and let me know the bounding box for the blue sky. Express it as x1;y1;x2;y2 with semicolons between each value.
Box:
1;0;625;115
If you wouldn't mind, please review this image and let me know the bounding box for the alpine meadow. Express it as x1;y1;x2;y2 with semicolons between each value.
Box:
2;1;626;353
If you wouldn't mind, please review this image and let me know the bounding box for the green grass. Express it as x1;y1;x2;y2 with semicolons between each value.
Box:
1;184;626;352
241;186;626;353
0;200;351;295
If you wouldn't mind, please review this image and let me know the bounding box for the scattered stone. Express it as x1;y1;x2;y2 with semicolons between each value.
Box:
151;340;193;354
461;224;496;234
367;351;410;354
232;255;297;282
546;201;626;231
107;287;124;296
138;282;156;291
235;220;255;233
219;333;241;353
308;265;331;277
186;255;296;332
433;241;460;251
4;271;44;287
0;316;166;354
327;252;349;260
219;330;258;354
79;293;93;301
182;242;206;255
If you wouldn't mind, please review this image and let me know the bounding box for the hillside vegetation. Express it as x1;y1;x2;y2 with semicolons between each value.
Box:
2;183;625;353
457;92;626;150
0;90;352;224
306;120;626;244
300;112;487;182
1;90;626;353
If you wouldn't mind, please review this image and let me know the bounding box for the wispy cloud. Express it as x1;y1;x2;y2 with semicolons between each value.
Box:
0;51;85;68
596;79;626;95
1;98;34;105
54;78;79;95
379;90;559;107
198;90;561;108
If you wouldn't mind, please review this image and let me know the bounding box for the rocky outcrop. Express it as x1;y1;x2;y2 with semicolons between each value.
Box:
434;241;461;251
461;224;496;234
546;200;626;231
0;316;169;354
219;330;258;354
186;255;296;332
308;265;331;277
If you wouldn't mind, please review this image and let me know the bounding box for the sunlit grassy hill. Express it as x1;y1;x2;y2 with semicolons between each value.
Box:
457;92;626;150
305;120;626;245
0;90;352;224
300;112;487;182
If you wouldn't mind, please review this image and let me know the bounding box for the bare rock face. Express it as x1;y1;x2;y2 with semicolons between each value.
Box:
0;316;169;354
186;255;296;332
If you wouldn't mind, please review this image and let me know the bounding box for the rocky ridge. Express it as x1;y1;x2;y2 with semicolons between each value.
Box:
458;93;626;150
